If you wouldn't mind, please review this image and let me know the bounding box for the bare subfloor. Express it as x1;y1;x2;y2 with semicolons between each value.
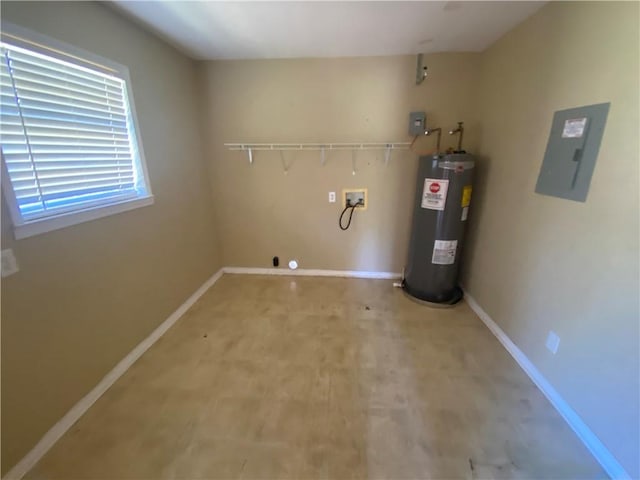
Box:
26;275;605;479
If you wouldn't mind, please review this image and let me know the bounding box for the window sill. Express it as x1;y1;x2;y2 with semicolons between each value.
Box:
13;195;155;240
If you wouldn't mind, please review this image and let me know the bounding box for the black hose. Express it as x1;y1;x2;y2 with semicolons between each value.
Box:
339;204;358;230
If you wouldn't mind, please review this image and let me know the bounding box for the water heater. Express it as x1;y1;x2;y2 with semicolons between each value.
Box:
403;153;475;305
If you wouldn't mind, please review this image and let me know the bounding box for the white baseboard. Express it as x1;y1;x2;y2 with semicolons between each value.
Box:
223;266;402;280
3;268;225;480
463;290;630;480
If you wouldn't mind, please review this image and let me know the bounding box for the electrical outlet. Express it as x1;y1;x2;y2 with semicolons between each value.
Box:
343;189;368;209
546;331;560;354
1;249;19;277
328;191;336;203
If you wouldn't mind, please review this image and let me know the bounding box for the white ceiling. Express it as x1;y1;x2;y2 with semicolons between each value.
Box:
110;1;545;60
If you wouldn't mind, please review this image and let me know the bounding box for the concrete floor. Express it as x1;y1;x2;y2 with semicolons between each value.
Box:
26;275;605;479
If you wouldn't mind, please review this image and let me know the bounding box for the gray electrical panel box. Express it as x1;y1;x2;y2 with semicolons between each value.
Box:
409;111;426;136
535;102;609;202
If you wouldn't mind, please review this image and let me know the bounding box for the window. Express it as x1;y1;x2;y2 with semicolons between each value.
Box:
1;24;152;239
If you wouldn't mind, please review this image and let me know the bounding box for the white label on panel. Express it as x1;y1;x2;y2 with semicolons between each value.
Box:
421;178;449;210
461;206;469;221
562;117;587;138
432;240;458;265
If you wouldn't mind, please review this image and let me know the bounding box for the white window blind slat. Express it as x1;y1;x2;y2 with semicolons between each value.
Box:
14;84;126;111
14;180;136;199
10;69;121;100
13;92;126;117
1;117;130;137
7;53;122;89
20;128;130;140
12;167;134;182
9;164;133;175
3;155;134;165
7;79;126;109
16;103;127;124
40;183;136;198
6;71;125;100
1;86;15;98
4;108;128;130
25;139;131;148
9;73;123;99
2;133;131;146
0;40;150;223
23;149;132;157
11;174;135;187
3;152;135;165
24;168;134;182
15;179;136;198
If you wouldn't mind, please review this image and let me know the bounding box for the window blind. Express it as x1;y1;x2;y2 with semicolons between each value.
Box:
0;41;148;222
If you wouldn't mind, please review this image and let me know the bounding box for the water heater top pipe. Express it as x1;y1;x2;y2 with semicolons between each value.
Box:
448;122;464;152
424;127;442;155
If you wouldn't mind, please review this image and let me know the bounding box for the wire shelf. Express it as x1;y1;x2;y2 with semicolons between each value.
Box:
225;142;411;150
224;142;412;166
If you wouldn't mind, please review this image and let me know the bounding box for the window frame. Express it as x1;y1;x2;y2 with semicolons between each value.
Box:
1;22;154;240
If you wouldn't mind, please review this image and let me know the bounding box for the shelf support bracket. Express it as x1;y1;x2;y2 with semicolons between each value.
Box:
385;144;392;166
351;150;357;176
247;147;253;165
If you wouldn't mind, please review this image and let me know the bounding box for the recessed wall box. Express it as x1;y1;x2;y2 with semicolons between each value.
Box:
343;188;367;210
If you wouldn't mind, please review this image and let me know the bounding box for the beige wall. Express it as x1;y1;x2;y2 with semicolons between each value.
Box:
0;2;220;473
3;1;638;477
463;1;640;476
199;54;480;272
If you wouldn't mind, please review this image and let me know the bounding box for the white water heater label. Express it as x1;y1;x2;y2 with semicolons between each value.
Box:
461;206;469;221
421;178;449;210
432;240;458;265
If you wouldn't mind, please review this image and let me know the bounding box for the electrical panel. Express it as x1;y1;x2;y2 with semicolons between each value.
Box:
535;103;610;202
409;112;426;136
